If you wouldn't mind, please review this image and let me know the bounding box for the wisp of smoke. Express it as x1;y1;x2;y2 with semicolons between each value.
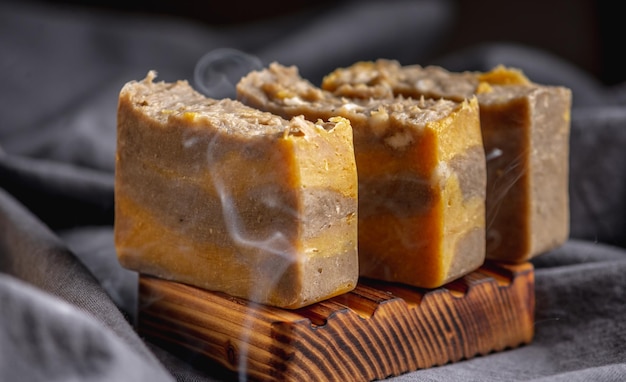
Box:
194;48;263;99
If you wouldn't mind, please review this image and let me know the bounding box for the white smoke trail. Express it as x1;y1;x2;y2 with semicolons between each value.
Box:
194;48;263;99
190;105;298;381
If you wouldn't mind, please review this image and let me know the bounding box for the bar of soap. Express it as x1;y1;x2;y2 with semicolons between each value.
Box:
115;71;358;309
322;60;572;262
237;63;486;289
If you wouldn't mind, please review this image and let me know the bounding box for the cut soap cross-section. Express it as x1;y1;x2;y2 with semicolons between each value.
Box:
322;60;572;262
115;71;359;309
237;63;486;288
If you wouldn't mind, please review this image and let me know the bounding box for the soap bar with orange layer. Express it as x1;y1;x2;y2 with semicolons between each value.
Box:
237;63;486;289
115;71;359;309
322;60;572;263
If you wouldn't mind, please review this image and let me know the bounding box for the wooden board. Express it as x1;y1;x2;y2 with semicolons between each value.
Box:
138;260;534;381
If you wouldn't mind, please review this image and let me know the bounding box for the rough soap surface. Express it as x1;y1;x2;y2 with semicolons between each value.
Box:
322;60;572;262
115;71;359;309
237;63;486;288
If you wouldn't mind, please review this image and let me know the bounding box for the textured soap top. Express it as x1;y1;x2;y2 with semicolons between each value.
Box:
119;70;343;137
237;62;464;131
321;59;535;103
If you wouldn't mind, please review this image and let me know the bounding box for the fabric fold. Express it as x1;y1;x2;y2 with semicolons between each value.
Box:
0;188;171;381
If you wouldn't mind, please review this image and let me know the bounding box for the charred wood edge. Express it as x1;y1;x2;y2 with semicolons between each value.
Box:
138;260;535;381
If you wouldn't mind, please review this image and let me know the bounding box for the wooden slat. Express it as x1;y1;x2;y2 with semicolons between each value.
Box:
138;260;535;381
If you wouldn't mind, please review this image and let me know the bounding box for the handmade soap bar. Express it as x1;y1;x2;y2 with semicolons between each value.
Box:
322;60;572;262
115;71;359;309
237;63;486;288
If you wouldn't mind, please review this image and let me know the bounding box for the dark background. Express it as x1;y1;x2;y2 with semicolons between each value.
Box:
21;0;622;86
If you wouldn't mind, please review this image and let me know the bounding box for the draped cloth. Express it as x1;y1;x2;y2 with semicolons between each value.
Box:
1;1;625;380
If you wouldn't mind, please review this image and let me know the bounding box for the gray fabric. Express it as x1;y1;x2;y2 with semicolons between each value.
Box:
1;0;625;381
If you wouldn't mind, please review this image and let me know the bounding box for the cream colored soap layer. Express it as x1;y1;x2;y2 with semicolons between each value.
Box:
322;60;572;262
237;63;486;288
115;72;358;309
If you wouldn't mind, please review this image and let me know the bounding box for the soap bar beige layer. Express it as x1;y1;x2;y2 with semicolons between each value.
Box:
322;60;572;262
115;71;358;309
237;63;486;289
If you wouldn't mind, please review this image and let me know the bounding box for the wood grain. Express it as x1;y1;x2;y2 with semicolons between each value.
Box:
138;260;534;381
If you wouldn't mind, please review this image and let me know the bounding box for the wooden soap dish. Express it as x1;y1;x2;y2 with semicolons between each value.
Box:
138;260;535;381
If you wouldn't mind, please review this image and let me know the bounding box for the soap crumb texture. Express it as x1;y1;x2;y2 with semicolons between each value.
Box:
322;60;572;262
237;63;487;288
114;71;359;309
